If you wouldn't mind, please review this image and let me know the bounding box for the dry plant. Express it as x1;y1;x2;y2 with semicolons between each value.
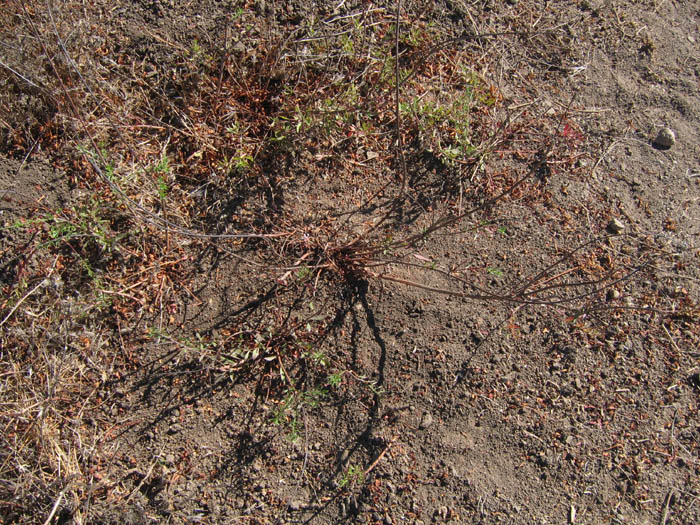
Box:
1;0;696;522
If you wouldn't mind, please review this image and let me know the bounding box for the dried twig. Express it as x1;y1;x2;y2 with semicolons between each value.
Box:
659;489;674;525
364;436;398;477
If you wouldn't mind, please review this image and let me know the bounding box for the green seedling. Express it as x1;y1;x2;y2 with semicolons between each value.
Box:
327;371;344;388
338;464;365;489
272;386;328;441
156;177;169;199
309;350;329;367
487;267;504;277
77;144;117;182
296;265;312;281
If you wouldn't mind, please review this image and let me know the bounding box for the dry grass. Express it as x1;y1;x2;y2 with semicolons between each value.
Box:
1;0;698;522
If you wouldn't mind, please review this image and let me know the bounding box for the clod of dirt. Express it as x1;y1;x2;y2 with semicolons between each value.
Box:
607;218;625;234
419;412;434;429
653;127;676;149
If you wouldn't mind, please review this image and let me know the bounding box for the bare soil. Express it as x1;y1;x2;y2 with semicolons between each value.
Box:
1;1;699;524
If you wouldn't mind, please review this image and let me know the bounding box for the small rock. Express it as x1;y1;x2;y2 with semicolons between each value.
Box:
165;453;176;466
419;412;434;429
288;500;303;511
653;127;676;149
607;218;625;234
537;452;551;468
606;289;621;302
688;372;700;390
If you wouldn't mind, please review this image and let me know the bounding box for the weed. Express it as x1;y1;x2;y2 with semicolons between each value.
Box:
77;144;118;182
327;371;344;388
487;267;504;278
272;386;328;441
1;3;686;522
338;463;365;489
188;39;212;64
156;177;169;199
401;69;487;166
296;265;312;281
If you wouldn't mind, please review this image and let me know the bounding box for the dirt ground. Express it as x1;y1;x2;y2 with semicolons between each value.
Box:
1;1;699;524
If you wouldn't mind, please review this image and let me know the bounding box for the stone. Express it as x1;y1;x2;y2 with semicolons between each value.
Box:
288;500;303;511
606;289;621;301
419;412;434;429
653;127;675;149
607;218;625;234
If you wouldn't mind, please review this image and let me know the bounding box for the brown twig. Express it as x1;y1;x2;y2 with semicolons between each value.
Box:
364;435;398;477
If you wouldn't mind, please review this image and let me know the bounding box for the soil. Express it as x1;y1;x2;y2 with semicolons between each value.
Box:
1;1;699;524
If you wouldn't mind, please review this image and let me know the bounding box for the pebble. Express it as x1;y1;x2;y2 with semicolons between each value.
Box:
606;289;621;302
288;500;303;511
653;127;676;149
419;412;434;429
688;372;700;389
607;218;625;234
